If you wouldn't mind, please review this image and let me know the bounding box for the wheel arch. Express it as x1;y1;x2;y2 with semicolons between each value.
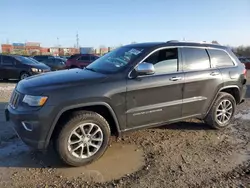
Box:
205;85;240;117
45;102;121;148
19;70;30;79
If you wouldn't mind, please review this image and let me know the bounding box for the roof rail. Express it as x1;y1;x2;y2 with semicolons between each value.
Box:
166;40;220;45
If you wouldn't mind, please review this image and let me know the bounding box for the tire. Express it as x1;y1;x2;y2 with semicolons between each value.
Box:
20;72;30;80
55;111;111;167
204;92;236;129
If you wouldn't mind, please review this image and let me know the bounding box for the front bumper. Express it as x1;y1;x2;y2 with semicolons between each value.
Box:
5;104;55;150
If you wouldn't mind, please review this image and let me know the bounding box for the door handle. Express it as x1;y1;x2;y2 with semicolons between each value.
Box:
210;72;220;76
170;77;182;81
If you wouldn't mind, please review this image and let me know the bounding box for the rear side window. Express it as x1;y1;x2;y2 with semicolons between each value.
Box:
208;49;235;68
68;54;80;60
78;56;90;61
2;56;14;65
91;56;99;61
182;48;210;71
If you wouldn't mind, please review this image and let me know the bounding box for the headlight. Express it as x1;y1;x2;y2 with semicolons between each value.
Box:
23;95;48;107
31;68;42;72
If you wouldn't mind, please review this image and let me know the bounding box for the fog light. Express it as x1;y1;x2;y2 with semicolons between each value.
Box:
21;121;33;131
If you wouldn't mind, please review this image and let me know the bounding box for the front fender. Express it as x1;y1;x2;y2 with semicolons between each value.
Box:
44;102;121;148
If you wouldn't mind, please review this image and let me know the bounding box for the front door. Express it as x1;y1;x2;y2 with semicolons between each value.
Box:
126;47;184;129
180;47;223;117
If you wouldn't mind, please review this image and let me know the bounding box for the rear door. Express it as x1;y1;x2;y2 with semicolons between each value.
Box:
181;47;223;117
207;48;239;87
0;55;5;79
54;58;66;70
1;56;19;79
43;58;56;70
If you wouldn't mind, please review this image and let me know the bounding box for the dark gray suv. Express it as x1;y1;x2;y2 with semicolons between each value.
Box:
5;41;247;166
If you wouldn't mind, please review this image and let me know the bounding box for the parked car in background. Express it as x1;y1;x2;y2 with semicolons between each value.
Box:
0;55;51;80
32;55;54;62
28;57;45;64
59;56;70;60
239;57;250;69
65;54;99;69
41;57;66;71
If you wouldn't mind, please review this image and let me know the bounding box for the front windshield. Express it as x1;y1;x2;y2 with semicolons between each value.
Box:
86;46;145;74
15;56;40;65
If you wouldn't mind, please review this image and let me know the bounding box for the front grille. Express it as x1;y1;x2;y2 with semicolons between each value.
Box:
9;90;20;109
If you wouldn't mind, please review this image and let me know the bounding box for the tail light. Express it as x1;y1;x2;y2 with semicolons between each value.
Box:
65;60;71;67
243;68;247;77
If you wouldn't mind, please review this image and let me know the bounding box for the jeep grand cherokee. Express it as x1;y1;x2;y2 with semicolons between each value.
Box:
5;40;247;166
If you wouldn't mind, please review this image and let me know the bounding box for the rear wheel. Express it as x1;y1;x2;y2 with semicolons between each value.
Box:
55;111;111;167
204;92;236;129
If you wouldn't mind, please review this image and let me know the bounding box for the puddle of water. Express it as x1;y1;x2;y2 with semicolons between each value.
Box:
235;110;250;120
0;141;144;183
51;143;144;182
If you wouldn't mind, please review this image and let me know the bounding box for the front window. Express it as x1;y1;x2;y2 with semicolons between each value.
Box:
86;46;145;74
15;56;40;65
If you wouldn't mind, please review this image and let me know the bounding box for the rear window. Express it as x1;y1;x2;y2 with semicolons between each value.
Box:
68;54;80;60
15;56;40;65
78;55;90;61
208;49;235;68
2;56;15;65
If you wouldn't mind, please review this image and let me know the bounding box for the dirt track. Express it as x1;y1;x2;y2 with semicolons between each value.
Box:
0;79;250;188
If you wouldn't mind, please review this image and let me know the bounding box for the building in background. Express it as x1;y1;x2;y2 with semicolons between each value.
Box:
80;47;94;54
1;41;113;56
40;47;50;55
100;47;109;55
50;47;59;56
25;42;41;55
12;43;25;54
1;44;13;54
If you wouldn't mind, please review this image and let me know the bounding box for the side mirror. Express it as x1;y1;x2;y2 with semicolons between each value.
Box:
136;62;155;76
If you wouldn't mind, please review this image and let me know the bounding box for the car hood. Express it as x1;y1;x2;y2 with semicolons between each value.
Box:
17;68;108;94
30;63;50;70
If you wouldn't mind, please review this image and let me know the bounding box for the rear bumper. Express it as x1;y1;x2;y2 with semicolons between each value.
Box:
239;85;247;104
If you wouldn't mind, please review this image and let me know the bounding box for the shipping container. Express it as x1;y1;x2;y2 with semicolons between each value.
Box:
26;42;40;47
12;43;25;47
80;47;94;54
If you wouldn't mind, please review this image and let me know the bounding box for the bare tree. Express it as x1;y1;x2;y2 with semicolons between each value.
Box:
211;40;219;44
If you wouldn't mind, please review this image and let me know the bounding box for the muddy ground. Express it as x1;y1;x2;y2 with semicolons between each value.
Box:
0;78;250;188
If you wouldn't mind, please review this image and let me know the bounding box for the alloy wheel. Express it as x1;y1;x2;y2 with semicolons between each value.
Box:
67;123;103;159
216;99;233;125
20;73;29;80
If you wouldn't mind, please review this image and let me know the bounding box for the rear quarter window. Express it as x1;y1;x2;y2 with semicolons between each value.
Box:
2;56;14;65
208;49;235;68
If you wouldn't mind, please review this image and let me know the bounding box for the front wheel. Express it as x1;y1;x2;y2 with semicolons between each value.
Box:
55;111;111;167
20;72;30;80
204;92;236;129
